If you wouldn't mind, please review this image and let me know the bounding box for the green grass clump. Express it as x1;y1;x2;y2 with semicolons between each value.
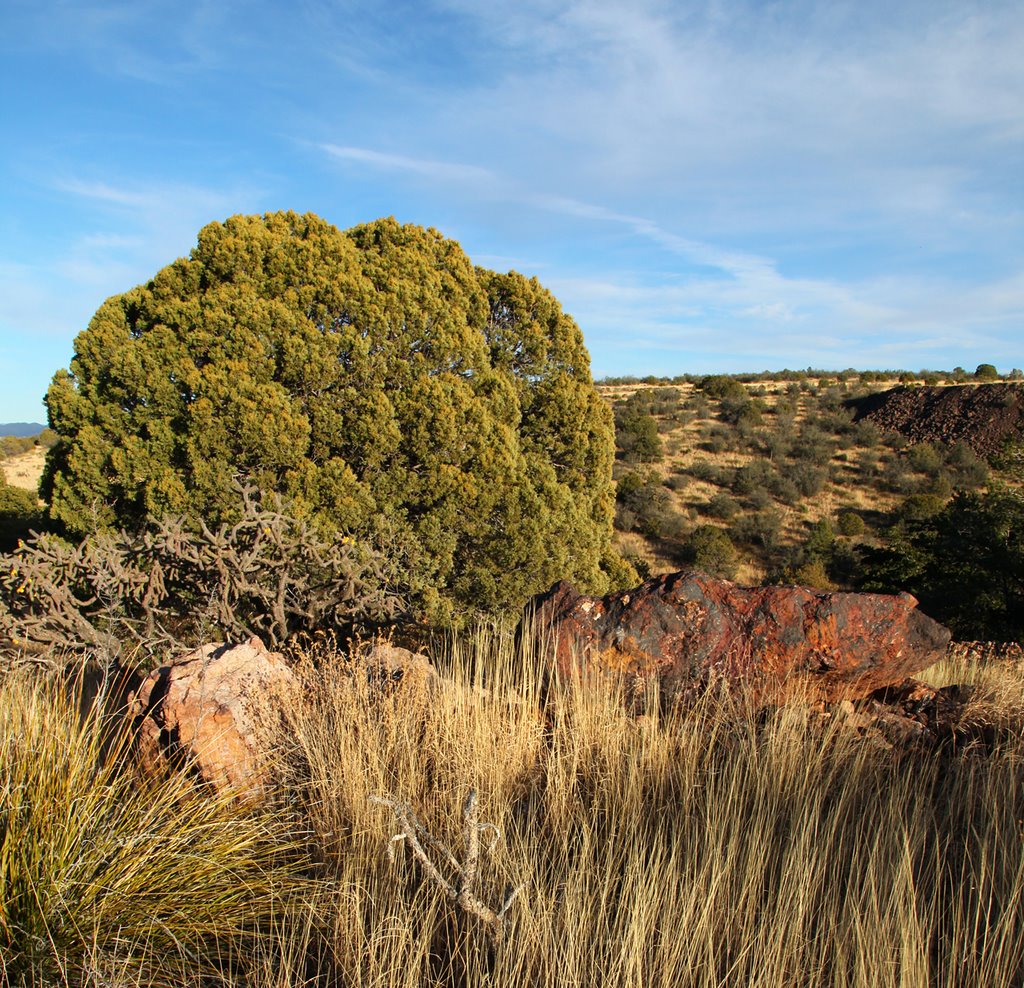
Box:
0;671;314;987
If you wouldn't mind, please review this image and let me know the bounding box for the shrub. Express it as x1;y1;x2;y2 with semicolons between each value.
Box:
42;212;628;621
731;509;783;551
899;493;948;523
705;493;740;521
0;476;43;553
804;518;836;559
698;375;747;400
785;461;828;498
908;442;943;475
681;525;739;579
789;558;836;590
702;425;737;454
881;457;918;494
663;473;691;492
689;459;733;487
861;488;1024;640
616;410;665;462
836;510;866;537
770;476;802;506
852;420;881;447
733;461;775;496
793;426;835;465
1;484;401;667
0;672;310;984
615;471;684;540
948;443;989;488
719;395;765;427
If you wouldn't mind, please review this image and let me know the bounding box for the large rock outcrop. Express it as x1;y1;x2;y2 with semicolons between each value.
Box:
530;572;950;704
846;382;1024;457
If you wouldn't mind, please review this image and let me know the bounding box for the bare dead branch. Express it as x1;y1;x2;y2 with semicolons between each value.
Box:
0;482;404;672
370;789;524;946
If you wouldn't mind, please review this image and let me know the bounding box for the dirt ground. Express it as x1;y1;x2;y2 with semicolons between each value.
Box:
2;447;47;494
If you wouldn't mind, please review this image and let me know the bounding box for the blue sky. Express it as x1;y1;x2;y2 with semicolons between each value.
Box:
2;0;1022;422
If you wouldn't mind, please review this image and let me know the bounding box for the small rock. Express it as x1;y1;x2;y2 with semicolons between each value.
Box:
128;637;294;796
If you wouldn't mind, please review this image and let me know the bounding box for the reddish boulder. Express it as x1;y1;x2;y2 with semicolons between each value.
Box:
530;572;950;704
129;637;294;795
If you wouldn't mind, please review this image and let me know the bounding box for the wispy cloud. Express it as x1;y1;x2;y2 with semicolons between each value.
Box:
321;144;497;187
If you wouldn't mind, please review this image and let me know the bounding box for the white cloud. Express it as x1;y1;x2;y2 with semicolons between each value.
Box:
321;144;498;187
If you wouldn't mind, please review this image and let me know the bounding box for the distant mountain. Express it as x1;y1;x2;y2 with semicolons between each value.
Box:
0;423;46;438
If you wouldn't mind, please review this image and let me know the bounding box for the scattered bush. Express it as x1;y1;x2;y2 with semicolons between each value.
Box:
836;511;866;537
784;462;828;498
861;488;1024;640
0;476;43;553
663;473;691;492
731;509;783;552
732;461;775;496
698;375;747;400
908;442;943;475
616;409;664;462
852;419;881;447
705;493;741;521
898;493;948;523
681;525;739;579
689;459;733;488
615;471;684;540
793;426;835;465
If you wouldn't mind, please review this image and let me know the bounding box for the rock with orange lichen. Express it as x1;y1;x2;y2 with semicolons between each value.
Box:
529;572;951;705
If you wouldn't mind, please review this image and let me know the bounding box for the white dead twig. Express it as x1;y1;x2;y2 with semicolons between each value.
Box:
369;789;524;945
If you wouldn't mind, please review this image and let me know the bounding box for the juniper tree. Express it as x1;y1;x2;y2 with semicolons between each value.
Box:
43;212;633;621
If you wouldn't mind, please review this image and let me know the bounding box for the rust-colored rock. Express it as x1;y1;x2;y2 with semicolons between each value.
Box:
530;572;951;704
129;637;294;795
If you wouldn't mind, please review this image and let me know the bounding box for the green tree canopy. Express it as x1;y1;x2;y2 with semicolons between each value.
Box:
43;212;632;621
858;488;1024;641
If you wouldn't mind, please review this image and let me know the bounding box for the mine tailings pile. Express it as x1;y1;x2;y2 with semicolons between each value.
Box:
846;382;1024;457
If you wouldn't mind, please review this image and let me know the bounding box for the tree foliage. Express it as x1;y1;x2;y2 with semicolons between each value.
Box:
42;212;631;621
859;488;1024;641
0;474;43;553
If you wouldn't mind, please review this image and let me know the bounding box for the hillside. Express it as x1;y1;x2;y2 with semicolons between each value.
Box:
0;422;46;438
599;376;1021;587
1;446;47;493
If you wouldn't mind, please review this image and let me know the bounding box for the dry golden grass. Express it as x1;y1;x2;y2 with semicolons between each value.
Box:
5;626;1024;985
1;447;46;495
265;625;1024;987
